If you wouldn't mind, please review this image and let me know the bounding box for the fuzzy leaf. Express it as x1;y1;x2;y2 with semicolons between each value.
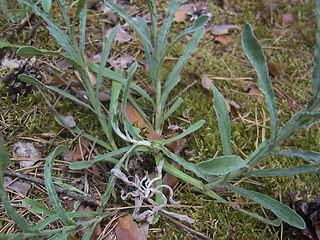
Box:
157;0;186;54
212;85;232;155
18;74;94;112
17;46;81;69
247;164;320;177
41;0;52;13
161;28;205;112
23;198;55;216
197;155;248;175
0;142;32;232
271;149;320;163
167;15;209;54
44;145;75;226
242;24;279;139
0;41;21;49
96;25;119;94
226;184;306;229
159;119;205;145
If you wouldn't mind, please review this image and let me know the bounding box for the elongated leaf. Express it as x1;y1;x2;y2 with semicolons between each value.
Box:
47;26;78;62
226;184;306;229
212;85;232;155
88;62;155;106
79;3;87;55
156;0;186;54
128;94;153;129
135;16;157;87
96;25;119;94
163;161;204;189
41;0;51;13
32;211;101;231
161;28;205;112
159;119;205;145
271;149;320;163
19;0;61;30
309;0;320;103
247;164;320;177
161;97;183;124
56;0;70;30
122;62;138;110
197;155;248;176
242;24;279;139
0;142;32;232
0;41;21;49
71;0;86;30
104;1;152;50
237;208;282;227
23;198;55;216
167;15;209;54
154;144;207;180
18;74;94;112
69;146;132;170
44;145;75;226
81;218;100;240
17;46;81;69
108;80;122;135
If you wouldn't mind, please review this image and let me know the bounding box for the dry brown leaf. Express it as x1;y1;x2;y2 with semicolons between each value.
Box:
216;34;231;45
72;137;90;162
268;61;285;78
211;24;238;35
108;54;133;71
105;26;133;42
283;13;294;25
120;102;148;129
12;142;39;168
115;215;140;240
174;3;195;22
201;74;212;90
4;177;31;196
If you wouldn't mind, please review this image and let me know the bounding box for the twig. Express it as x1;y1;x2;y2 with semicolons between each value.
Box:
36;86;78;138
165;80;197;108
159;211;213;240
4;169;102;206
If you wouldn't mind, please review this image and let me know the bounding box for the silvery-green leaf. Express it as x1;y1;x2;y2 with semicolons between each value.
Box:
197;155;248;175
212;85;232;155
242;24;279;139
226;184;305;229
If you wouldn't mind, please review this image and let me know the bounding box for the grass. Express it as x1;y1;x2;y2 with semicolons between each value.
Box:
1;0;319;239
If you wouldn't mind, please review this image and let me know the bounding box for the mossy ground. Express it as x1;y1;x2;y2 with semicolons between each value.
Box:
1;0;320;239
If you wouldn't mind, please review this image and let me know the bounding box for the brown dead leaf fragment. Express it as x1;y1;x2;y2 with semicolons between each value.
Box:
115;215;140;240
174;3;196;22
216;34;231;45
108;54;133;72
211;24;238;35
4;177;30;196
201;74;212;90
268;61;285;78
105;26;133;42
12;142;40;168
283;13;294;25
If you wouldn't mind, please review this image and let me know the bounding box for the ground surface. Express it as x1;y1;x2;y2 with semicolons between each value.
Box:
0;0;320;239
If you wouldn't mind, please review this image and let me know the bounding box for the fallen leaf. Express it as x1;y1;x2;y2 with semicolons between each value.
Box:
56;59;73;71
12;142;40;168
268;61;285;78
4;177;30;196
72;137;90;162
115;215;140;240
244;84;264;101
61;115;76;128
108;54;133;72
283;13;294;25
174;3;195;22
201;74;213;90
211;24;238;35
105;26;133;42
216;34;231;45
